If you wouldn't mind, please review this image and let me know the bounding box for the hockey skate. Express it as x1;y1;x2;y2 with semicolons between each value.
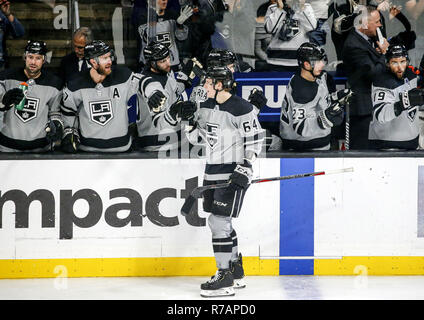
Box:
231;253;246;289
200;269;235;298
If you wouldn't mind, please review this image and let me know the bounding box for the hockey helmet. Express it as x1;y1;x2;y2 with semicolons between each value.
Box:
84;40;114;60
297;42;328;68
207;48;237;69
205;65;234;89
25;40;47;56
143;42;170;63
385;44;409;63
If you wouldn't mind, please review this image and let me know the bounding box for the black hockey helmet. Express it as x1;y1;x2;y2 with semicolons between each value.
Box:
297;42;328;68
207;48;237;69
386;44;409;63
25;40;47;56
143;42;170;63
84;40;113;60
205;65;234;89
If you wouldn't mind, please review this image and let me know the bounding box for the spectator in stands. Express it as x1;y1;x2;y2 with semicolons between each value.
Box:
0;40;63;152
59;27;94;85
254;0;275;71
177;0;226;67
341;5;389;150
60;40;140;153
134;0;189;71
264;0;318;72
279;42;351;151
307;0;331;46
0;0;25;70
405;0;424;21
368;44;423;150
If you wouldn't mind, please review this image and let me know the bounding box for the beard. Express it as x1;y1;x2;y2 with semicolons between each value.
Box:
96;64;112;76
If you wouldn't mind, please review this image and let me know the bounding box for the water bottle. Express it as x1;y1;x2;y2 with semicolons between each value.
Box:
15;82;28;111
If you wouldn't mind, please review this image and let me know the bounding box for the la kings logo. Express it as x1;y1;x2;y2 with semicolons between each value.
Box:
90;100;113;125
15;96;39;123
206;122;219;149
407;106;418;122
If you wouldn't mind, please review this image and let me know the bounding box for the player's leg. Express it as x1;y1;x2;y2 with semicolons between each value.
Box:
200;213;235;298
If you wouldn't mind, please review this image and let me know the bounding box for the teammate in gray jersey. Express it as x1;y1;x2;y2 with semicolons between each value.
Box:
280;42;351;150
135;41;196;152
0;40;63;152
369;44;424;150
60;40;141;153
186;66;264;297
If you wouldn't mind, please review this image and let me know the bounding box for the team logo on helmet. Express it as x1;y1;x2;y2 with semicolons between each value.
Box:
89;100;114;126
206;122;220;149
14;97;39;123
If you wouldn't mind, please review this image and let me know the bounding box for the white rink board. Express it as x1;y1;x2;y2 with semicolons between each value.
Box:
0;158;280;260
314;158;424;257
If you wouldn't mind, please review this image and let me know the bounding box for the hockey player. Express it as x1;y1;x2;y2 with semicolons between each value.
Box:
136;0;190;71
186;66;264;297
279;42;351;150
0;40;63;152
368;44;424;150
60;40;141;153
264;0;318;72
135;41;197;152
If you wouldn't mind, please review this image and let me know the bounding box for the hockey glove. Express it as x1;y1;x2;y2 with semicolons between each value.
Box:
45;113;64;144
229;159;253;191
176;58;204;89
148;90;167;113
176;5;193;25
61;127;80;153
330;88;353;106
168;100;197;121
248;88;268;111
1;88;24;111
394;88;424;116
317;102;344;129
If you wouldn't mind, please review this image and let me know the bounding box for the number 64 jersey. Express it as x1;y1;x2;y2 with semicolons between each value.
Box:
188;95;264;182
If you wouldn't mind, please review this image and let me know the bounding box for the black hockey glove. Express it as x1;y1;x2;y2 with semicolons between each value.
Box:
148;90;167;113
330;88;353;106
61;127;80;153
229;159;253;191
1;88;24;111
176;58;204;89
317;102;344;129
248;88;268;111
45;113;64;144
168;100;197;121
394;88;424;116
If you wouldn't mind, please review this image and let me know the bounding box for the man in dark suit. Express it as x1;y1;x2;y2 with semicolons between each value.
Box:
342;5;389;150
59;27;93;85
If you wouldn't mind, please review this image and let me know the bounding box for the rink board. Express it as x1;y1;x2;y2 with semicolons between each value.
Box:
0;157;424;278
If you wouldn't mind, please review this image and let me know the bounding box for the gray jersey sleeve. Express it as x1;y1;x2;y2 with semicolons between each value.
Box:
371;85;398;123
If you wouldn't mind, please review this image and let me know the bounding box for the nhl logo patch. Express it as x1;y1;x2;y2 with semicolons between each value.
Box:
206;122;219;150
89;100;113;126
14;97;39;123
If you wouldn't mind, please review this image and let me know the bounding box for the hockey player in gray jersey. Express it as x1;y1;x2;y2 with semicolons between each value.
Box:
60;40;141;153
369;44;424;150
0;40;63;152
264;0;318;71
280;42;351;150
135;41;197;152
186;66;264;297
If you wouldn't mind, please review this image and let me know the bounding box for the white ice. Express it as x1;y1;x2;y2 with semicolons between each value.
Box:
1;275;424;300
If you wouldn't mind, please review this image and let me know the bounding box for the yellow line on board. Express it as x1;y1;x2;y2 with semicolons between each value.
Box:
0;257;279;279
315;257;424;275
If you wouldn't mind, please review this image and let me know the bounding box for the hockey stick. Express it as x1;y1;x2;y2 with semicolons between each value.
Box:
181;167;354;216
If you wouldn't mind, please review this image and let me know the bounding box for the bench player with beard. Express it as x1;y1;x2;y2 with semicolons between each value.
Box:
368;44;424;150
186;66;264;297
279;42;351;150
0;40;63;152
135;41;197;152
60;40;141;153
